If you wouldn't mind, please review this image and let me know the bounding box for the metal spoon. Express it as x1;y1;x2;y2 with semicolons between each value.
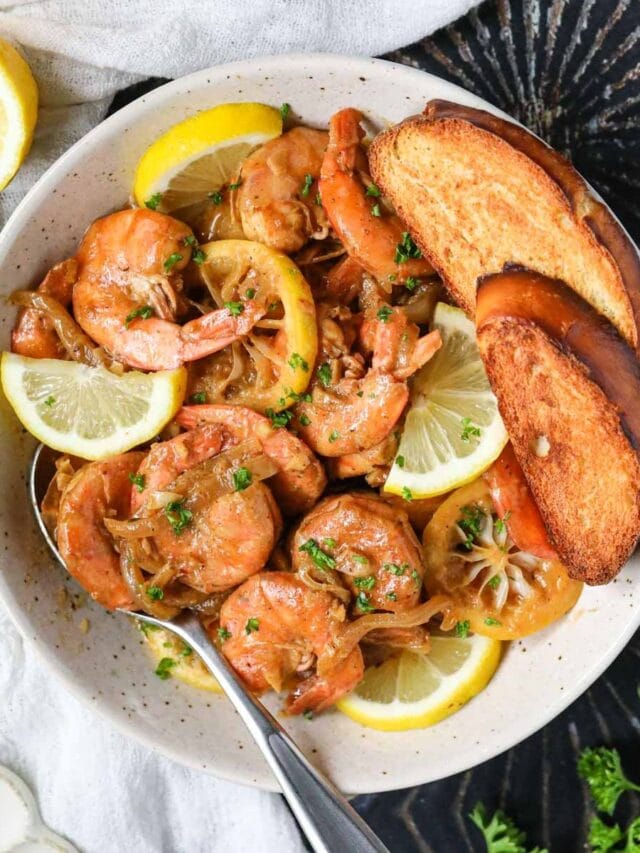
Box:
28;444;389;853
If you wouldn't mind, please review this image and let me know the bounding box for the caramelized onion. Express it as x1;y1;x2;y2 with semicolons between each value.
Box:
297;565;351;604
119;543;180;619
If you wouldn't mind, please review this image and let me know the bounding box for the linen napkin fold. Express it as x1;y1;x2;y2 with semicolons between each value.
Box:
0;1;478;850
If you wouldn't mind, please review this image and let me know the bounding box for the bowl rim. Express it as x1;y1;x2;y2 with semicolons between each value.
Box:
1;51;639;794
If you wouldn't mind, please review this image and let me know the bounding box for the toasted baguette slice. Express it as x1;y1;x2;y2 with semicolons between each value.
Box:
369;100;640;349
477;316;640;584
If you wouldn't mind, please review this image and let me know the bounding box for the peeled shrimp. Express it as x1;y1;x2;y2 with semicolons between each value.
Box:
319;108;433;283
12;259;77;359
73;209;264;370
294;306;441;456
176;404;327;515
328;432;398;487
56;452;145;610
216;571;364;714
237;127;330;253
292;492;425;613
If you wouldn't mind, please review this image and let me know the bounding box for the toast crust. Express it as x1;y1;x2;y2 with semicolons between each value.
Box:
369;104;638;348
477;317;640;584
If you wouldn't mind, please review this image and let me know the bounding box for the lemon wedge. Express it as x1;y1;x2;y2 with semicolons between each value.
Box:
384;303;508;499
140;623;222;693
1;353;186;460
133;102;282;214
0;39;38;190
336;631;501;731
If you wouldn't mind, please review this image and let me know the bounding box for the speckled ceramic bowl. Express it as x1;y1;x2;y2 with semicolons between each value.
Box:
1;54;639;794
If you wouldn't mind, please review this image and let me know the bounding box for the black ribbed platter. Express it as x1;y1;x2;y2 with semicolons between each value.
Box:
108;1;640;849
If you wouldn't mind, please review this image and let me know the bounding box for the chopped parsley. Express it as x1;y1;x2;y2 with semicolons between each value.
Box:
224;300;244;317
209;190;223;205
300;174;314;198
458;504;485;550
353;575;375;590
401;486;413;502
124;304;154;328
155;657;175;679
279;102;291;119
299;538;336;571
245;617;260;634
147;586;164;601
233;467;252;492
128;472;145;493
228;181;242;190
371;202;381;217
44;396;55;407
144;192;162;210
460;417;481;442
164;500;193;535
484;617;501;626
396;455;405;469
384;562;408;576
288;352;309;372
376;305;393;323
394;231;422;264
494;511;512;535
323;538;336;549
299;413;311;427
328;430;340;443
488;575;501;589
189;391;207;404
365;183;381;197
317;362;332;387
455;620;470;638
245;287;256;299
302;708;314;720
355;591;374;613
183;234;197;247
352;554;369;565
265;408;294;429
217;627;232;642
163;252;183;272
386;592;398;601
405;276;419;292
192;248;206;265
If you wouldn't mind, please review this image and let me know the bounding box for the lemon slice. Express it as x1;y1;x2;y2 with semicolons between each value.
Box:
1;353;186;460
0;39;38;190
139;623;222;693
133;102;282;214
189;239;317;412
385;303;508;498
336;631;501;731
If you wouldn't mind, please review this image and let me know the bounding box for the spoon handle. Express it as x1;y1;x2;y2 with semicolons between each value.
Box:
137;610;389;853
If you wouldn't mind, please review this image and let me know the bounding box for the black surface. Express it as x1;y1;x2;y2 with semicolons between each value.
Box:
108;1;640;849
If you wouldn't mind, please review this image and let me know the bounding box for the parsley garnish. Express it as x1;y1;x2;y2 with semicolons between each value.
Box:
352;554;369;565
147;586;164;601
494;511;512;535
328;430;340;443
44;396;55;407
458;505;485;550
377;305;393;323
145;192;162;210
299;538;336;571
302;708;314;720
300;174;313;198
124;304;154;328
355;591;374;613
245;287;256;299
394;231;422;264
183;234;197;247
189;391;207;404
396;455;405;468
323;538;336;548
353;575;375;590
280;102;291;119
164;500;193;535
484;617;501;626
245;617;260;634
488;575;501;589
317;362;332;387
401;486;413;502
405;276;419;291
365;183;381;197
265;408;294;429
192;248;206;265
288;352;309;372
578;747;640;815
163;252;183;272
460;417;481;442
228;181;242;190
224;301;244;317
411;569;421;585
469;802;547;853
588;815;640;852
386;592;397;601
209;190;223;205
217;627;232;642
371;202;381;217
155;657;175;679
128;472;145;493
233;467;252;492
455;620;470;638
299;413;311;426
384;563;408;576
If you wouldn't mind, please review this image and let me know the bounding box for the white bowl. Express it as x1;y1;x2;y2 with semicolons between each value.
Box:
1;53;638;795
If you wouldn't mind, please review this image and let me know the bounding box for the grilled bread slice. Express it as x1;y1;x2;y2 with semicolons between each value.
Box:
368;100;640;350
476;271;640;584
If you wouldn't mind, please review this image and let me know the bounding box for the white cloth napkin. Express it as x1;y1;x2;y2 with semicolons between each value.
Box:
0;2;478;851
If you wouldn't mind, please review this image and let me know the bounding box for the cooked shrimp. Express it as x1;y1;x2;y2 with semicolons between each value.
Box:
73;209;264;370
319;108;433;283
294;306;440;456
237;127;330;253
292;492;425;613
216;571;364;714
56;452;145;610
12;259;77;359
327;431;398;486
176;404;327;515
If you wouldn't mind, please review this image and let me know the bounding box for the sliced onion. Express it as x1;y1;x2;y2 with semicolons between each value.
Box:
317;594;451;675
119;543;180;619
297;565;351;604
105;515;166;540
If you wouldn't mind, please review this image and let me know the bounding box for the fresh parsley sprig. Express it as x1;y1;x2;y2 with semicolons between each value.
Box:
578;747;640;816
469;803;548;853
